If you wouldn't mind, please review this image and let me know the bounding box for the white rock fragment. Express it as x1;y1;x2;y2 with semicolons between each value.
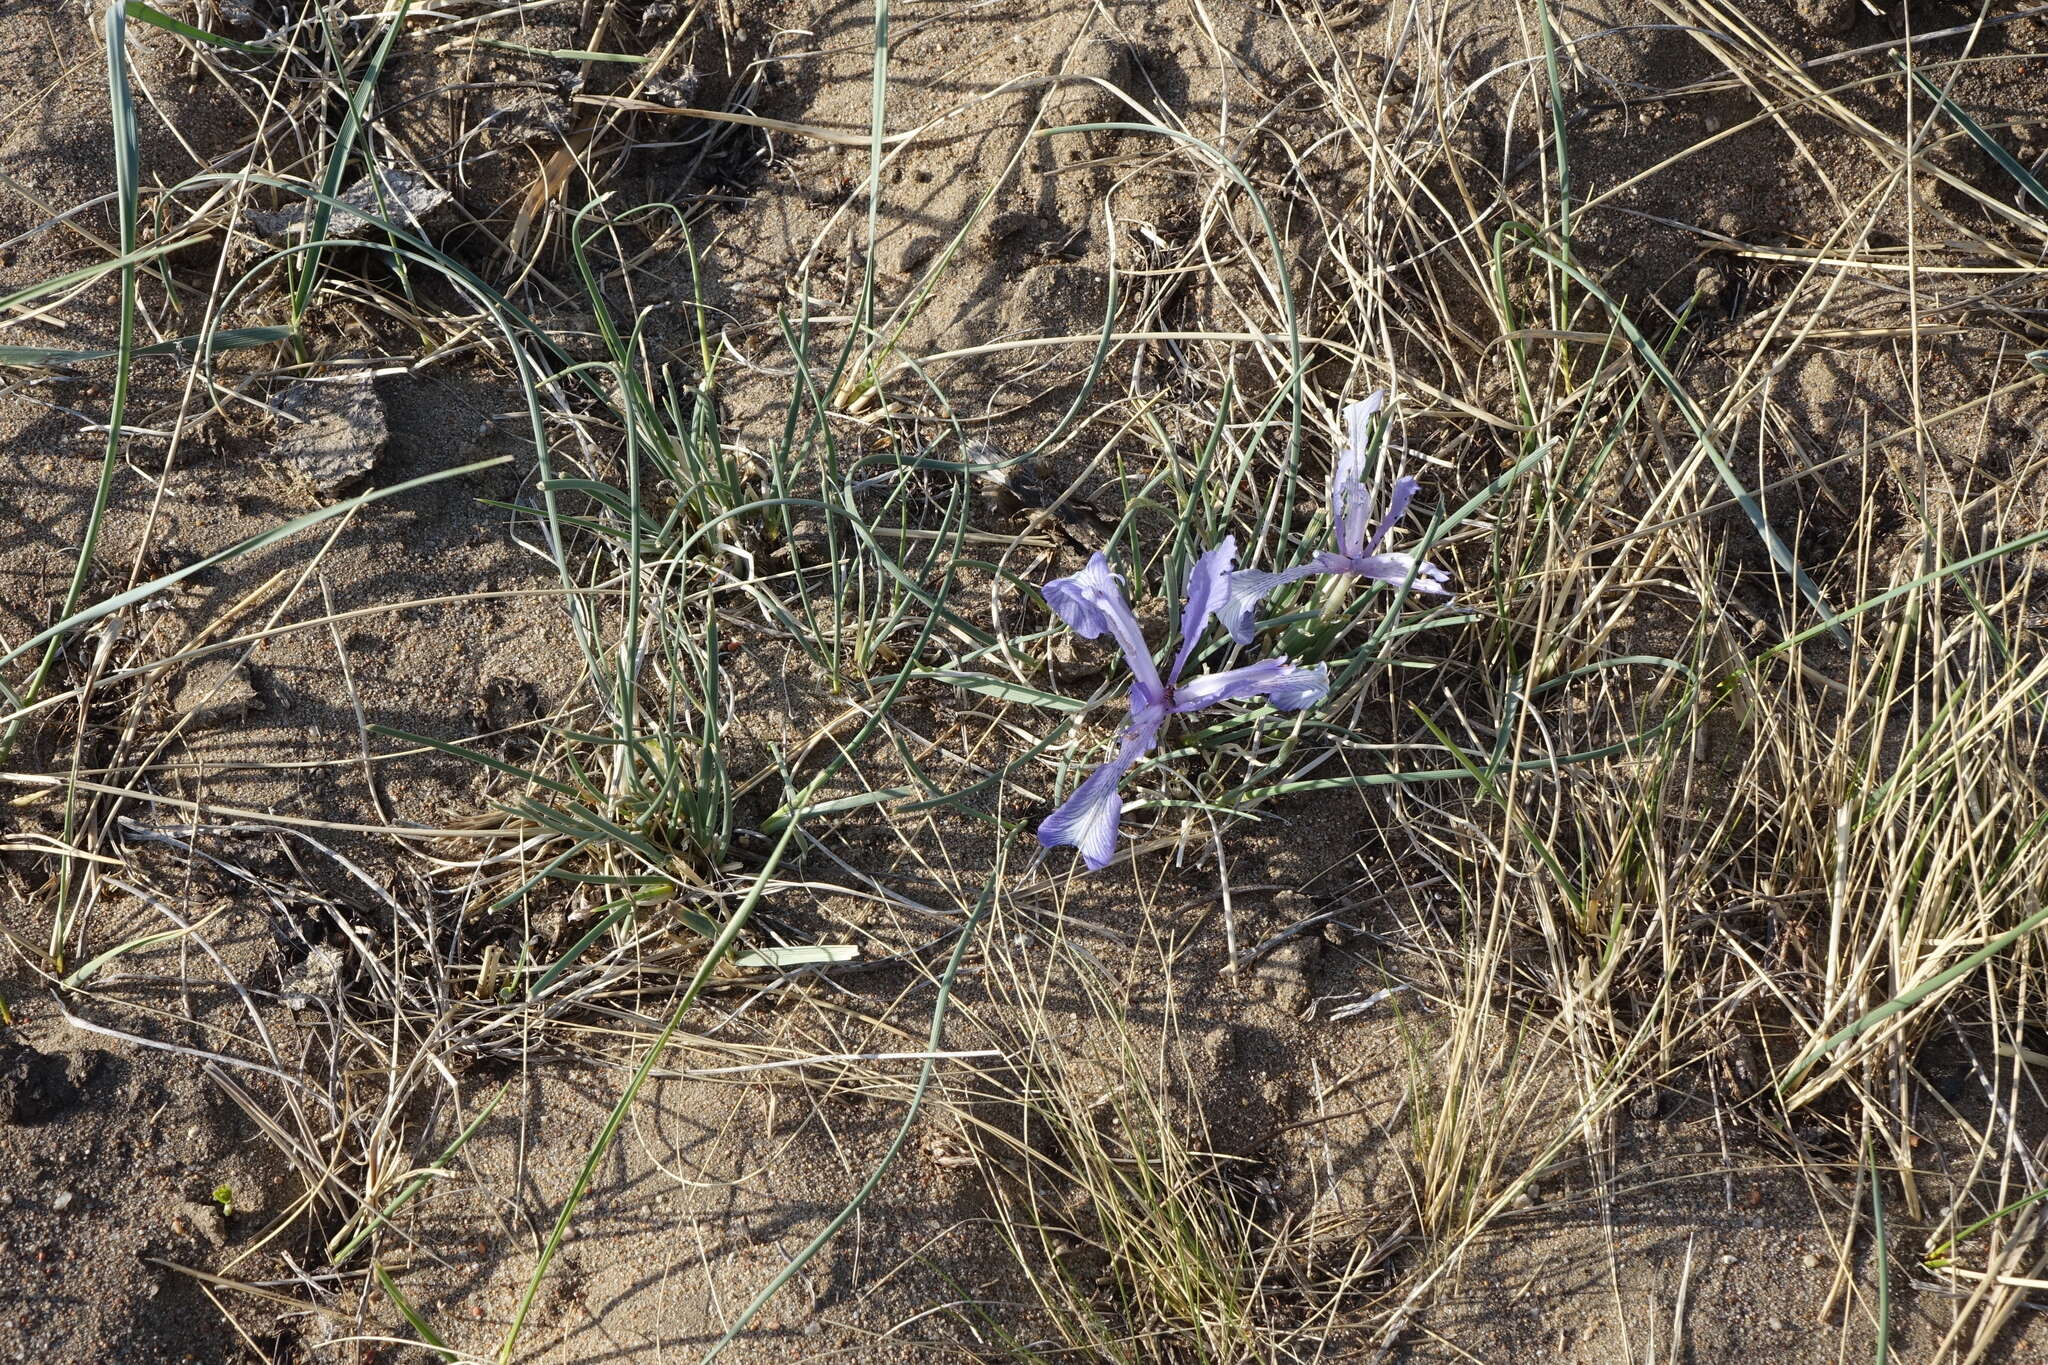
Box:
282;944;345;1011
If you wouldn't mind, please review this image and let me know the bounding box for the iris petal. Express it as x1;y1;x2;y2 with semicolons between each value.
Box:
1217;562;1322;646
1342;552;1452;596
1168;537;1236;685
1042;553;1163;698
1170;657;1329;713
1335;392;1383;496
1360;474;1420;557
1037;725;1160;871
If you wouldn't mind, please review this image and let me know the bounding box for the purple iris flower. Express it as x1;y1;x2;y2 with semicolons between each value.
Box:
1036;537;1329;871
1218;392;1451;646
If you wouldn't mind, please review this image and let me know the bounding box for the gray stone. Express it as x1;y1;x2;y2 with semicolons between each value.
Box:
245;168;451;242
269;370;388;494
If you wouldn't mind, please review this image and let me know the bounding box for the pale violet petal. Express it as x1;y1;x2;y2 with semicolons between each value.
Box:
1217;562;1322;646
1042;553;1164;697
1344;552;1453;595
1170;657;1327;714
1041;553;1124;638
1167;536;1236;685
1361;475;1421;557
1038;725;1160;871
1263;661;1331;711
1336;393;1383;493
1333;479;1373;560
1333;392;1384;554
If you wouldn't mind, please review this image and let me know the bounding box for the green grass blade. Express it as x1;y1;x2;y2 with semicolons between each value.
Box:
60;907;229;988
1;0;143;762
1779;895;2048;1093
701;877;998;1362
918;670;1092;712
0;324;290;368
292;0;412;328
1521;234;1845;643
1904;58;2048;211
1757;524;2048;662
374;1262;454;1362
330;1083;510;1264
492;471;966;1364
761;786;913;835
0;238;198;318
124;0;269;53
367;724;577;797
1871;1136;1890;1365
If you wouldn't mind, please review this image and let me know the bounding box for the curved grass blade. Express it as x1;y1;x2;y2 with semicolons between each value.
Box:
329;1082;510;1264
292;0;412;329
124;1;270;53
1518;232;1845;644
1;0;143;759
0;325;291;369
1903;57;2048;212
373;1262;453;1363
701;876;997;1361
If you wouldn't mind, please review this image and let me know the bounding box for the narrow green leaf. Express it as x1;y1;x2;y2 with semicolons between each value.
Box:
919;670;1093;712
1779;895;2048;1093
1904;59;2048;211
61;907;228;988
124;0;270;53
0;455;512;673
761;785;911;833
294;0;412;324
1522;235;1845;643
0;238;197;318
368;724;577;797
374;1263;454;1362
330;1083;509;1265
0;325;291;369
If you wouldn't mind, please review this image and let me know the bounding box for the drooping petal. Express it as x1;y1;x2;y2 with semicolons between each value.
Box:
1037;724;1161;871
1167;536;1236;685
1216;562;1323;646
1342;552;1453;596
1359;474;1420;557
1262;661;1332;711
1169;657;1330;714
1042;553;1163;697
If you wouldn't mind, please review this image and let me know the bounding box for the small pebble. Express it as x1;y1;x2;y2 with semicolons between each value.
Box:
1802;1253;1821;1270
1719;1253;1737;1266
49;1190;73;1213
1769;1317;1787;1332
